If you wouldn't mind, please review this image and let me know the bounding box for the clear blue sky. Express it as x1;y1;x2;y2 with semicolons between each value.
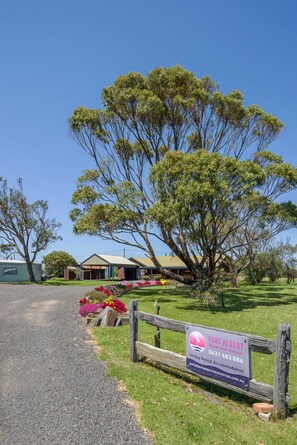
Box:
1;0;296;262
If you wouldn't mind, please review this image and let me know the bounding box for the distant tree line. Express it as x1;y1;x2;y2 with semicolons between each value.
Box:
242;239;297;285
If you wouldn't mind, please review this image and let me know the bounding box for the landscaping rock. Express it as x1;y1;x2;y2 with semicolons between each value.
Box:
89;306;118;327
101;306;118;326
258;412;272;422
116;314;130;326
252;402;274;413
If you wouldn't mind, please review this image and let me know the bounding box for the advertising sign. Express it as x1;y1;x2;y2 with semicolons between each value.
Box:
186;325;251;389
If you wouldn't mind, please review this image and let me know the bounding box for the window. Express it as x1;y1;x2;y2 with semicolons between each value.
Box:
3;267;18;275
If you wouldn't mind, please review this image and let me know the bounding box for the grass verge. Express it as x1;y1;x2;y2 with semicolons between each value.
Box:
92;282;297;445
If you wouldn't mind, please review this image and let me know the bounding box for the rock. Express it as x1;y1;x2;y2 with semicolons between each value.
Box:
116;314;130;326
100;306;118;327
252;402;274;414
89;306;118;327
258;412;272;422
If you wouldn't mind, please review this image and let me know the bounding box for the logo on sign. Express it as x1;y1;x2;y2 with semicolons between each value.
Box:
189;331;206;352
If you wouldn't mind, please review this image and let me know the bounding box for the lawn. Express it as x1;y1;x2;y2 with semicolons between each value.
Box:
39;278;118;286
91;282;297;445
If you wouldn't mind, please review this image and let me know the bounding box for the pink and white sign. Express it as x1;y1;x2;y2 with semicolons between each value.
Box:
186;325;251;389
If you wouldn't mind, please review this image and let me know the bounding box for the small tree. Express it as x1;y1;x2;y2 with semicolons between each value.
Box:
223;222;281;288
42;251;77;277
243;240;297;284
0;243;15;259
274;240;297;283
0;178;61;282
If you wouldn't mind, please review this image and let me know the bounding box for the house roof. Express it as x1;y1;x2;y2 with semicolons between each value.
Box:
0;260;26;264
130;256;189;269
81;254;138;267
0;260;41;265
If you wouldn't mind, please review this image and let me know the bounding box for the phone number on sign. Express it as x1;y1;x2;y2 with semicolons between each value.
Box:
208;349;243;363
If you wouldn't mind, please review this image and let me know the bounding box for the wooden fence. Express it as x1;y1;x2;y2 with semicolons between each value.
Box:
129;300;292;418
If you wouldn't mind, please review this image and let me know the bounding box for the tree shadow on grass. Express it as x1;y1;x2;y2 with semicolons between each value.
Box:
132;283;297;313
224;289;297;312
179;287;297;313
141;357;271;409
138;298;177;304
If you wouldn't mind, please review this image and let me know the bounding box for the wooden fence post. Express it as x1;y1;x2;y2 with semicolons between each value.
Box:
154;300;161;348
130;300;138;362
273;323;291;418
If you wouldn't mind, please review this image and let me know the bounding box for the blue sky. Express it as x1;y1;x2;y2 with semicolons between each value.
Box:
1;0;296;262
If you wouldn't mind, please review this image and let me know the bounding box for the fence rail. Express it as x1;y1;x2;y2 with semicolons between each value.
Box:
135;310;277;354
129;300;291;418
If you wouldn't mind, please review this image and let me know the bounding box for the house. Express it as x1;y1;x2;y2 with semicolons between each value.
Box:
130;255;194;280
65;254;139;281
0;260;42;282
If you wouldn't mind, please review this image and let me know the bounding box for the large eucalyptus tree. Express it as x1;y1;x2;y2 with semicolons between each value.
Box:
69;65;297;286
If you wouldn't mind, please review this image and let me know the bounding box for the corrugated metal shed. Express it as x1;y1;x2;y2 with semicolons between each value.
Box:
0;260;42;282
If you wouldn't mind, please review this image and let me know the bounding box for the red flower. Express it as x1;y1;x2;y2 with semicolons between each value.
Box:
103;289;112;296
79;297;88;306
95;286;105;291
102;298;127;314
113;299;128;313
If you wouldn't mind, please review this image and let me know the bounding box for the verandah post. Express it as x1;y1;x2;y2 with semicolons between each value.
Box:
130;300;138;362
273;323;291;418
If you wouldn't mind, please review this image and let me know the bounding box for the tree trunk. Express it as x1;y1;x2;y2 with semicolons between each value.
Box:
228;259;238;288
286;266;290;284
25;258;36;282
230;274;237;288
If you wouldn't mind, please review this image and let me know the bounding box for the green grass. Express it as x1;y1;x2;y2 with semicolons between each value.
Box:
92;282;297;445
39;278;118;286
9;278;117;286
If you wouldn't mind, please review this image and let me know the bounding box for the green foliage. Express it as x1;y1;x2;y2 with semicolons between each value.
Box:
148;149;266;225
191;287;224;309
244;240;297;284
148;149;297;283
69;65;296;287
42;250;77;277
83;289;105;303
244;251;282;284
0;178;61;282
0;243;14;259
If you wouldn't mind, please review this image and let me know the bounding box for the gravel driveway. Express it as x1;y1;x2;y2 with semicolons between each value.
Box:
0;284;152;445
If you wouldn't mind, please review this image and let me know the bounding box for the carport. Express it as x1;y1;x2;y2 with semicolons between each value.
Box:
80;254;139;280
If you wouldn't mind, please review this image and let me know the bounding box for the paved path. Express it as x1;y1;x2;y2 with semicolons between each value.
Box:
0;284;152;445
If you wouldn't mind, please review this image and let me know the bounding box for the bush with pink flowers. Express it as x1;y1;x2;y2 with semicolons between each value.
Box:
79;303;105;317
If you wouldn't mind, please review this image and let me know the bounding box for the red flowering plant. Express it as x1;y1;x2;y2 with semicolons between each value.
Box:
79;285;128;317
78;280;166;317
102;296;128;313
